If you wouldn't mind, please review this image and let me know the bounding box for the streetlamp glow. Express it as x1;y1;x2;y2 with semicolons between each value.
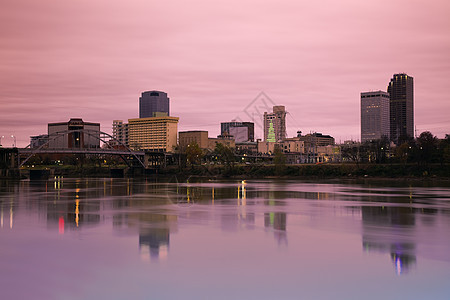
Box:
11;135;16;147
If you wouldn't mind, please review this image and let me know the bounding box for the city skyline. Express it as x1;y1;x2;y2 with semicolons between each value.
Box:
1;0;450;147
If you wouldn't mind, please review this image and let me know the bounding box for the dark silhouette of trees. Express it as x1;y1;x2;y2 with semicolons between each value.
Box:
273;145;286;175
396;143;410;165
214;143;234;167
438;134;450;165
185;142;203;166
416;131;439;165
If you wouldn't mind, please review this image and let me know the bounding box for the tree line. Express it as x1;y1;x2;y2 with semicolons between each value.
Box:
341;131;450;165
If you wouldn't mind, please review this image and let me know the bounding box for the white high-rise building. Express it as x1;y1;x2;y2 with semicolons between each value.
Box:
361;91;390;142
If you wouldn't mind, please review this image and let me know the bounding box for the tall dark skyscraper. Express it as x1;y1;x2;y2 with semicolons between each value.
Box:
387;74;414;143
139;91;170;118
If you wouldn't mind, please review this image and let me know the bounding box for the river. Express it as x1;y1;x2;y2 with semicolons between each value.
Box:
1;177;450;299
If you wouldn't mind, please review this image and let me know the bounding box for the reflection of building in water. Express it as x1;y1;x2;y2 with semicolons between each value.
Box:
219;181;256;232
126;205;177;261
260;185;288;245
0;180;18;229
390;244;416;276
46;180;102;232
139;227;170;261
251;185;333;203
361;206;416;275
43;178;150;232
47;199;101;232
0;201;14;229
171;180;252;205
264;212;287;245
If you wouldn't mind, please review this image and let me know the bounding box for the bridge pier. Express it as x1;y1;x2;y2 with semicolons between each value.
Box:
110;168;124;178
29;169;50;180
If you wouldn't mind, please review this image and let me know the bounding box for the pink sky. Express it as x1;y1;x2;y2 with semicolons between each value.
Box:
1;0;449;147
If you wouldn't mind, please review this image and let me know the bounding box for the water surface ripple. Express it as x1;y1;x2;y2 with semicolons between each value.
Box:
1;178;450;299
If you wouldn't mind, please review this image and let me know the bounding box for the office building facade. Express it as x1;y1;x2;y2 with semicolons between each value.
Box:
387;73;414;143
112;120;129;147
179;130;235;151
179;131;209;150
361;91;390;142
220;121;255;142
298;132;335;147
139;91;170;118
128;116;179;152
229;127;249;143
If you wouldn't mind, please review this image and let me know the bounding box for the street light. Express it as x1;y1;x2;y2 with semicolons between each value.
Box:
11;135;16;147
0;135;4;147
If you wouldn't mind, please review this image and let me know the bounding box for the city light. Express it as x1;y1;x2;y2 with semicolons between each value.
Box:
75;200;80;227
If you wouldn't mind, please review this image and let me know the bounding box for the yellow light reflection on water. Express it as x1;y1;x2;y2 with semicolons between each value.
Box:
10;206;13;229
237;181;247;206
75;200;80;227
187;185;190;203
237;185;240;202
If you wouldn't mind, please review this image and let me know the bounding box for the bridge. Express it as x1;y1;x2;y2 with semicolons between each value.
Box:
14;129;155;168
19;148;144;156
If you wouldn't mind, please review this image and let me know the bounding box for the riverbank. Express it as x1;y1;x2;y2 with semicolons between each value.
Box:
160;163;450;180
5;162;449;180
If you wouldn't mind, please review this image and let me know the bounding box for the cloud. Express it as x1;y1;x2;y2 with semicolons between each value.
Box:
1;0;450;146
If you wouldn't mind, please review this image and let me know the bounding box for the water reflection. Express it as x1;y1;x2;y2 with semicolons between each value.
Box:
362;206;417;275
1;177;450;277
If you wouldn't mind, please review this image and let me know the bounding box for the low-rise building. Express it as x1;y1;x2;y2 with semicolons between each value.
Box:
30;134;49;149
236;142;258;154
299;132;335;148
208;137;235;150
48;118;100;149
179;131;209;150
282;138;305;153
257;141;276;154
179;130;235;152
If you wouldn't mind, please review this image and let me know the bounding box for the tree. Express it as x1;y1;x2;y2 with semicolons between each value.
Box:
273;145;286;176
341;145;360;166
416;131;439;165
396;143;410;165
443;145;450;164
185;142;203;166
214;143;234;167
438;134;450;164
367;136;389;163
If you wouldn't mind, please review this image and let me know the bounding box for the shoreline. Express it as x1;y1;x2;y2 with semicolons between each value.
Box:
3;162;448;182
